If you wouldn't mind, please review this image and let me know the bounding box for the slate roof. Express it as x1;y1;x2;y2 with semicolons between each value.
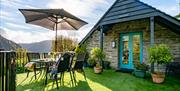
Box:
79;0;180;45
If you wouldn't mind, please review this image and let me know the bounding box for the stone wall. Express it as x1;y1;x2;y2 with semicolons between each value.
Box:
84;19;180;69
85;30;100;52
104;19;150;68
154;27;180;58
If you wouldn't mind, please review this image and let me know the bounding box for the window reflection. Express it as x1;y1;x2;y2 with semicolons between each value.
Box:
122;36;129;64
133;35;140;62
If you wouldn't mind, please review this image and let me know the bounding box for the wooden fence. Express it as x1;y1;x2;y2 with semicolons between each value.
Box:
16;51;48;72
0;51;49;91
0;51;16;91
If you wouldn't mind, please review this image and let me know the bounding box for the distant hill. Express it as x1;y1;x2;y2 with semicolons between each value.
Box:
0;35;21;51
19;40;52;52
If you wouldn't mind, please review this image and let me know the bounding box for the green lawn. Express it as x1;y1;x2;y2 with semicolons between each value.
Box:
16;68;180;91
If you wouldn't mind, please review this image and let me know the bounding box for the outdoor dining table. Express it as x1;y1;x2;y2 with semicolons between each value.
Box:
31;59;55;85
30;52;74;85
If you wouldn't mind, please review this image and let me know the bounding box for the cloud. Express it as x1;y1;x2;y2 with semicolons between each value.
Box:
3;0;178;44
1;27;55;43
0;11;10;16
0;28;6;35
1;0;38;9
47;0;113;42
1;27;83;43
0;11;17;21
155;6;179;16
141;0;179;16
47;0;109;18
1;0;111;43
5;22;31;30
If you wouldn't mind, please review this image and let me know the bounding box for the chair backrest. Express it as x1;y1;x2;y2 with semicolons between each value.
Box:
76;53;86;61
74;53;86;70
57;52;73;72
26;53;41;68
27;53;40;62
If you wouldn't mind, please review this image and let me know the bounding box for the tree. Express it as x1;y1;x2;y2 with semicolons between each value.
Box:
175;14;180;19
51;35;78;52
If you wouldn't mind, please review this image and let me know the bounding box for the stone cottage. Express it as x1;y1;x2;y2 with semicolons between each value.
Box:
80;0;180;71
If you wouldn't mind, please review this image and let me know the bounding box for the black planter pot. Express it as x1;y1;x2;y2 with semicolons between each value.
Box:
103;61;110;69
83;60;89;67
134;69;146;78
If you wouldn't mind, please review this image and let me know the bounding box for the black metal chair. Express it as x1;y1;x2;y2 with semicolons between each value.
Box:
50;52;75;89
71;53;87;85
26;53;42;79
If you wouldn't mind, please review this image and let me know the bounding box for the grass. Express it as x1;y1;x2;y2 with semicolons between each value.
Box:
16;68;180;91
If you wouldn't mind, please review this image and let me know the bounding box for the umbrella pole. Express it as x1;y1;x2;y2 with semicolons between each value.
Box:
55;22;58;52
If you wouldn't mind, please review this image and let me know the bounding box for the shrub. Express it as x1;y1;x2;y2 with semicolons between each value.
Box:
148;44;173;72
88;47;105;67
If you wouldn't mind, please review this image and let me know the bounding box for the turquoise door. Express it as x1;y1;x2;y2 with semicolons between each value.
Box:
120;32;143;70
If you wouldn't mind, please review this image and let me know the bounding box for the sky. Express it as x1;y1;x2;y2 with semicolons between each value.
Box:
0;0;179;43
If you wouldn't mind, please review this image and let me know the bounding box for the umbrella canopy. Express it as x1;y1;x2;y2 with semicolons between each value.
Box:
19;9;88;52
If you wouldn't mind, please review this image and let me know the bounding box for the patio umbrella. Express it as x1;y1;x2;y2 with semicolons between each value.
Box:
19;9;88;52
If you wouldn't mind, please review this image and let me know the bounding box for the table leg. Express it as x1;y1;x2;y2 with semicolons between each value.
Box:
45;63;49;85
34;64;37;79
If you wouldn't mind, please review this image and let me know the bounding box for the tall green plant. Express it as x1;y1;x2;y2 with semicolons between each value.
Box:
148;44;173;73
52;35;78;52
74;44;87;61
88;47;105;67
75;44;87;54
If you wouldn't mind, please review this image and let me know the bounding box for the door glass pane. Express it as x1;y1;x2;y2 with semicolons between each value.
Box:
133;35;140;62
122;35;129;64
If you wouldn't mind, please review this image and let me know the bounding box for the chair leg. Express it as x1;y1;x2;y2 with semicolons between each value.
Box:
72;70;77;85
33;64;37;80
27;70;30;78
62;72;64;86
82;69;86;80
59;73;62;86
34;69;37;80
74;70;76;78
55;74;59;89
52;78;55;88
69;71;74;86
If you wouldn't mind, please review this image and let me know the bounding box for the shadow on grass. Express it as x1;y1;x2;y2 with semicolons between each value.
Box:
16;68;180;91
17;76;92;91
48;81;92;91
16;72;92;91
17;80;46;91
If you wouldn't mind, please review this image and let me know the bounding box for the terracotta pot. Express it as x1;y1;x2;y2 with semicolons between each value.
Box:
94;67;102;74
151;73;165;84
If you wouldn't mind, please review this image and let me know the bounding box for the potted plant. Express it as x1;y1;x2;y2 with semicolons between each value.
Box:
148;44;173;83
87;57;96;67
88;47;105;73
133;60;148;78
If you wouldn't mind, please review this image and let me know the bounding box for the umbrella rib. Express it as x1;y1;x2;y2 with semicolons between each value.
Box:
27;16;48;23
47;17;56;23
63;19;78;30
